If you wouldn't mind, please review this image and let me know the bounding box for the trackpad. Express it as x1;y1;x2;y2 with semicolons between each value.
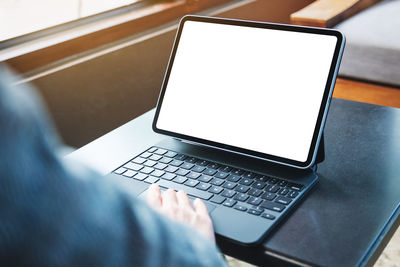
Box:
139;188;217;214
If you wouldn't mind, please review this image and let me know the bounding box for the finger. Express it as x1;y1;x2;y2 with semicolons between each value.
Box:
162;189;178;208
146;184;162;209
193;198;209;217
176;190;191;208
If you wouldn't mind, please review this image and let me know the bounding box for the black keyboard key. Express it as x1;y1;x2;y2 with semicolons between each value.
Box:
209;186;223;194
227;175;241;182
231;169;244;175
247;197;263;206
192;165;206;173
278;180;288;187
243;172;257;179
154;163;168;170
261;192;276;201
132;157;146;164
170;160;184;167
173;176;187;184
215;171;229;179
196;183;211;191
248;188;263;197
144;176;159;184
234;193;249;202
197;160;209;166
124;162;143;171
267;185;281;193
223;181;237;190
151;170;165;177
134;173;147;181
275;196;292;205
223;199;237;207
184;179;199;187
187;172;201;180
176;169;190;176
165;166;179;173
161;173;176;181
236;185;250;193
261;213;276;220
278;188;290;196
248;208;262;216
144;160;157;167
140;152;152;158
175;154;187;161
221;189;236;198
157;179;212;200
140;167;154;174
122;170;136;178
260;200;285;212
207;163;220;169
149;154;162;161
147;147;157;153
252;181;267;189
164;151;177;158
288;190;299;198
234;204;247;212
154;148;167;155
198;175;212;183
203;168;217;176
114;167;126;175
269;178;279;184
181;162;195;170
256;176;269;182
210;195;226;204
185;157;198;164
210;178;224;186
159;157;173;164
288;183;304;191
219;166;232;172
239;178;253;186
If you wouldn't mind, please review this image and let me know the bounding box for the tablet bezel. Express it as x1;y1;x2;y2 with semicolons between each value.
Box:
152;15;345;169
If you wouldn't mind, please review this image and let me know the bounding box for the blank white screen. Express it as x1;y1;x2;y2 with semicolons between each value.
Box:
157;21;337;162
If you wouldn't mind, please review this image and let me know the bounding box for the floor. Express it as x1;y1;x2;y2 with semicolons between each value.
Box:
227;78;400;266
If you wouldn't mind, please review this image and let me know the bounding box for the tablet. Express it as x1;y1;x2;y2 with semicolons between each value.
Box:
153;15;345;169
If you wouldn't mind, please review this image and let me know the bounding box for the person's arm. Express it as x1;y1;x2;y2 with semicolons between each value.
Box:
0;65;226;266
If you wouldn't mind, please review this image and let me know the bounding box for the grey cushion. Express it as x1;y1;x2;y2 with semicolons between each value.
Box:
335;0;400;87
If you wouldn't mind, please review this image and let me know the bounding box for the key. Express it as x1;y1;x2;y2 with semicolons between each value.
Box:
124;162;143;171
260;200;285;212
210;195;226;204
114;167;126;175
223;199;237;207
173;176;187;184
122;170;136;178
184;179;199;187
208;186;223;194
275;196;292;205
234;193;249;202
196;183;211;191
221;189;236;198
234;204;247;212
132;157;146;164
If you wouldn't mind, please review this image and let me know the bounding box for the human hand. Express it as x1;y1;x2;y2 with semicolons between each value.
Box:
146;184;215;243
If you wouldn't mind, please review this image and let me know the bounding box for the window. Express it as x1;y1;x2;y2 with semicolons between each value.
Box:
0;0;233;74
0;0;143;42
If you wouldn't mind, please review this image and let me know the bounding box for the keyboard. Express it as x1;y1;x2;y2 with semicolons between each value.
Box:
113;146;305;220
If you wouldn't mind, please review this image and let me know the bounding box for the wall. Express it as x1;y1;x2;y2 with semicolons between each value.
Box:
29;0;313;148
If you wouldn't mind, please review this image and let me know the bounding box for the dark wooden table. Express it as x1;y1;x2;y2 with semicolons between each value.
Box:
69;98;400;267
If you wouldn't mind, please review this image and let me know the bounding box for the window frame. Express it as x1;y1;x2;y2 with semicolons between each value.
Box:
0;0;233;74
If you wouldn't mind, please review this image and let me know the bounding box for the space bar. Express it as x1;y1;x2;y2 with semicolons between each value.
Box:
157;180;213;200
